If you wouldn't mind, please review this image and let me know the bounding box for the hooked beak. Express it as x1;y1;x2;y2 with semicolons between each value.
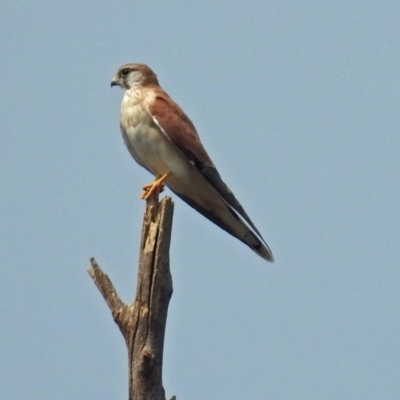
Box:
110;75;120;88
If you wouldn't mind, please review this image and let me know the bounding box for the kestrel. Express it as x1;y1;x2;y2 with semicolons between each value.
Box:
111;64;274;262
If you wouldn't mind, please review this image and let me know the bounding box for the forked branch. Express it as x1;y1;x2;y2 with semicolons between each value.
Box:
88;196;175;400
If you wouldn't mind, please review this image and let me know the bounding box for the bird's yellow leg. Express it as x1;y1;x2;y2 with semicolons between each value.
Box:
141;172;171;201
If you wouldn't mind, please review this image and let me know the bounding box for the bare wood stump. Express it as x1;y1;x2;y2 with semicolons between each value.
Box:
88;196;174;400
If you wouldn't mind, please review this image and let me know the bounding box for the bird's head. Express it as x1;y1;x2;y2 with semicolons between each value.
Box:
111;63;159;90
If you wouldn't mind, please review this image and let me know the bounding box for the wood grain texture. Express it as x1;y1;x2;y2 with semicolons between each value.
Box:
88;196;175;400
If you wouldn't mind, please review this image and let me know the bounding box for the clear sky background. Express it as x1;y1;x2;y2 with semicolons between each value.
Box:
1;2;399;399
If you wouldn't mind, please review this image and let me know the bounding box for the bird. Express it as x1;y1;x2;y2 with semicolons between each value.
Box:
111;63;274;262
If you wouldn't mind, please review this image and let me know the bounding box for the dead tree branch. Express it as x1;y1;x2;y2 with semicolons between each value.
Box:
88;196;174;400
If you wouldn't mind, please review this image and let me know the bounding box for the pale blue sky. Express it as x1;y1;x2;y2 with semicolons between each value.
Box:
1;2;400;399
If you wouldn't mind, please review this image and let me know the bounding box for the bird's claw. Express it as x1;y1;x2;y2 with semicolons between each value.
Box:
141;173;170;201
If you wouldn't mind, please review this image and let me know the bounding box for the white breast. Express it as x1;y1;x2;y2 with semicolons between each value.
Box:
120;88;191;179
118;86;228;214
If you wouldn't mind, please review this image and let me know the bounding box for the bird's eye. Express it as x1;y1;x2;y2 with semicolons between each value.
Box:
120;68;130;77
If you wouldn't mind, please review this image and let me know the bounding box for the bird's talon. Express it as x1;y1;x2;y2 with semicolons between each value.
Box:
141;173;171;201
142;183;165;193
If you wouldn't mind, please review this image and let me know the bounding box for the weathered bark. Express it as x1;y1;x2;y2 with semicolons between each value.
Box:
88;196;174;400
